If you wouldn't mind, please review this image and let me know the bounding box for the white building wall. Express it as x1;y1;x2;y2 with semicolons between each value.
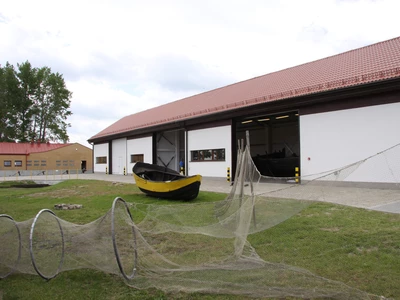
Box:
112;138;127;175
188;125;232;177
300;102;400;183
93;143;108;173
127;136;153;174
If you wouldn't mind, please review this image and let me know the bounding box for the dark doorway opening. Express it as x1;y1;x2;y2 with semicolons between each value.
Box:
81;160;87;173
235;111;300;177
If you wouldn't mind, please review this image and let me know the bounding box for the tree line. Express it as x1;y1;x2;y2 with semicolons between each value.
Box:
0;61;72;143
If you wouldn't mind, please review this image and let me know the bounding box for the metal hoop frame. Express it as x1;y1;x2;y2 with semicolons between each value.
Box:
0;214;22;279
29;209;65;280
111;197;138;281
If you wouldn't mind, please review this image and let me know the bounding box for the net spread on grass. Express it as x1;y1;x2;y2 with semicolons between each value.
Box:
1;136;399;299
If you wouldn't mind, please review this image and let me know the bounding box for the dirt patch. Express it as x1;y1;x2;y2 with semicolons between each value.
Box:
356;246;379;253
27;188;84;199
320;227;341;232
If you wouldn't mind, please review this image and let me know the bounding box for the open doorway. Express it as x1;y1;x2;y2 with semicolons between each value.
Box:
81;160;87;173
236;111;300;177
155;129;185;173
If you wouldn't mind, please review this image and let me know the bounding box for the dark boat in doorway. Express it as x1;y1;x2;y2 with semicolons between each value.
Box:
132;162;202;201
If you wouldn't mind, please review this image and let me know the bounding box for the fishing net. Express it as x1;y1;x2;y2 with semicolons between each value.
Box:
1;133;399;299
0;198;137;280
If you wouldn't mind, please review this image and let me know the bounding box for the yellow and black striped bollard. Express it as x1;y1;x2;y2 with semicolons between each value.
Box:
295;167;300;183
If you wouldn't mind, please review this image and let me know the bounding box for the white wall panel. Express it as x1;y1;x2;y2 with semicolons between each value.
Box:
127;136;153;174
188;125;231;177
112;138;127;175
300;102;400;182
93;143;108;173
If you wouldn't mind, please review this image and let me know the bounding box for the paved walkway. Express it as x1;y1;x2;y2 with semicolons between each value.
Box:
201;177;400;214
2;173;399;214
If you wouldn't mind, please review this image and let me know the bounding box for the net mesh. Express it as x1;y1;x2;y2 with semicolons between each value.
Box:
1;133;399;299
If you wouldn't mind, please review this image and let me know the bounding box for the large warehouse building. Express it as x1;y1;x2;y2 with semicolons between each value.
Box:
88;37;400;183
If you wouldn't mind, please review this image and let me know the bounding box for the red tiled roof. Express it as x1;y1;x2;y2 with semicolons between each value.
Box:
89;36;400;141
0;142;71;155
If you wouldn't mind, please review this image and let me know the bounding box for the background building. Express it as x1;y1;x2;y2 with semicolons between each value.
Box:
0;142;93;176
88;37;400;183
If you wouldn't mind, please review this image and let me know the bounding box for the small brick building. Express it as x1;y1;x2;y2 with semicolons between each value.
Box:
0;142;93;174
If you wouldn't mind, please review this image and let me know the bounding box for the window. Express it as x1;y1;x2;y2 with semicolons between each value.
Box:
14;160;22;167
96;156;107;164
131;154;144;163
202;150;212;161
4;160;11;167
191;148;225;162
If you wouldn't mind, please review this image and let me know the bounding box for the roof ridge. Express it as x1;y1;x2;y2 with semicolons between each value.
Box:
250;36;400;79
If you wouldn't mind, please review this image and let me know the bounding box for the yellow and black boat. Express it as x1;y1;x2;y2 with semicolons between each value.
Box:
132;162;202;201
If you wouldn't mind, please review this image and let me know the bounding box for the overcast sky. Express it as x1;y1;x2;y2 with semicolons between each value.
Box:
1;0;399;147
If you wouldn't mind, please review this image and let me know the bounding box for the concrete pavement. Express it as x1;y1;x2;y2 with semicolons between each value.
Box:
200;177;400;214
1;173;399;214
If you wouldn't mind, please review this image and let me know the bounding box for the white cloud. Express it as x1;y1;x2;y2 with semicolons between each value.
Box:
1;0;400;146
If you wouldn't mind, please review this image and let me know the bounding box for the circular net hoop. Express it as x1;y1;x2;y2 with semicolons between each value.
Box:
1;199;139;282
111;197;138;281
0;214;21;279
29;209;65;280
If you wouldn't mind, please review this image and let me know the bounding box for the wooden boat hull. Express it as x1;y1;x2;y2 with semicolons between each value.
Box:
132;162;202;201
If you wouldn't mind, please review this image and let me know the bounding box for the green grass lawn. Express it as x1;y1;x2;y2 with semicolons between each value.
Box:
0;179;399;299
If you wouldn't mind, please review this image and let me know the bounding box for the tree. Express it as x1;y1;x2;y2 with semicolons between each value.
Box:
0;61;72;143
0;65;9;141
15;61;37;142
32;67;72;142
0;63;20;141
